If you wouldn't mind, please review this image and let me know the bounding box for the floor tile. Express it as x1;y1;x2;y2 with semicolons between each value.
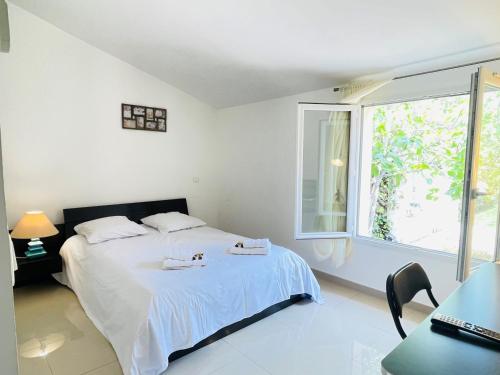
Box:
335;291;423;337
404;306;429;324
18;356;53;375
15;284;100;349
207;355;269;375
351;353;385;375
165;340;247;375
224;300;401;375
315;278;360;306
14;281;118;375
45;329;117;375
83;361;123;375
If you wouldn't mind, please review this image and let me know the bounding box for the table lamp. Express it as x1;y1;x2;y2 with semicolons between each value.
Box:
11;211;59;258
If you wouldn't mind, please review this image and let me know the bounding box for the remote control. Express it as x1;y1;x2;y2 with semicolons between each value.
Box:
431;313;500;344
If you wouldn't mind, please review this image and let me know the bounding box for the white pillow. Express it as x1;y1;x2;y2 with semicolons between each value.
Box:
74;216;148;244
141;212;206;233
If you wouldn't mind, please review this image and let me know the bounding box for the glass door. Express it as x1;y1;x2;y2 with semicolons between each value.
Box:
457;67;500;281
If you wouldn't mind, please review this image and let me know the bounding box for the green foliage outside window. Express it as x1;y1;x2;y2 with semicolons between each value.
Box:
369;95;477;240
370;93;500;242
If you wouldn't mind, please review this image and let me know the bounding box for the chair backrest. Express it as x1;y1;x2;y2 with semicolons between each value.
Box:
386;262;439;339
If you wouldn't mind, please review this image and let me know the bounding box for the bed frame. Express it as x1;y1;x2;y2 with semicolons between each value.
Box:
63;198;188;238
62;198;307;361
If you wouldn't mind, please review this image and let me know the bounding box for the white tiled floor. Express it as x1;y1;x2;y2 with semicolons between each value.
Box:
14;277;428;375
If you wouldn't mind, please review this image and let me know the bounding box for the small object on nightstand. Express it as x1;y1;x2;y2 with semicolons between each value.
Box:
26;239;45;257
11;211;59;258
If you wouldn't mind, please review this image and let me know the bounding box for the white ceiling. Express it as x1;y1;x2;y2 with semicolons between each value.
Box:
10;0;500;108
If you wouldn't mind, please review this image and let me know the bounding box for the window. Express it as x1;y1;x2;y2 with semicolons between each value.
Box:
358;95;469;253
467;86;500;260
295;68;499;279
296;104;359;239
458;68;500;279
358;92;500;261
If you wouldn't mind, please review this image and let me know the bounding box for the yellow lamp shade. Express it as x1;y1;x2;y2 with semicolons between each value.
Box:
11;211;58;239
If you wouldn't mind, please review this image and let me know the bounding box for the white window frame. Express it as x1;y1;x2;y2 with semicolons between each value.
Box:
295;103;361;240
457;67;500;281
355;97;466;253
354;91;495;268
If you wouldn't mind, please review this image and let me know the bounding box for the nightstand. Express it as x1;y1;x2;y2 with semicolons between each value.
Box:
12;223;65;287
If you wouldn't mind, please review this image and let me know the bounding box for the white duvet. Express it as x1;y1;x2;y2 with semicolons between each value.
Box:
58;226;322;375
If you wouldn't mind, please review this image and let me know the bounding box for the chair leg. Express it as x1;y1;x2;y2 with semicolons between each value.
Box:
391;311;407;339
426;289;439;308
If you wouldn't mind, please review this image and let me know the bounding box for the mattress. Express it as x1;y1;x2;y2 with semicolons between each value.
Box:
58;225;322;375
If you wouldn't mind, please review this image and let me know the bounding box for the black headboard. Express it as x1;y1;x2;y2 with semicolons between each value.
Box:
63;198;188;239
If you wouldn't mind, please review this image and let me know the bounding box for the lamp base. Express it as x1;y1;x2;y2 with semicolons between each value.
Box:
25;238;47;258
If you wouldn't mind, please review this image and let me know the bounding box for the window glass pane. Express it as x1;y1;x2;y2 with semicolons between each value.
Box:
301;109;350;233
470;86;500;260
359;96;469;253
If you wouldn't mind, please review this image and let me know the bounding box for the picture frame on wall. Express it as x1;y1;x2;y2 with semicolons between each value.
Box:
136;116;145;129
157;118;166;131
133;107;145;116
146;108;154;120
123;105;132;118
122;103;167;132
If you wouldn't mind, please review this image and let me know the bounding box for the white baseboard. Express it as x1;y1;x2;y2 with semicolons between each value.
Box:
313;269;434;314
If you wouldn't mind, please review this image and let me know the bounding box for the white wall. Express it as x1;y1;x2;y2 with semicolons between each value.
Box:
0;5;219;227
0;131;18;375
216;59;500;305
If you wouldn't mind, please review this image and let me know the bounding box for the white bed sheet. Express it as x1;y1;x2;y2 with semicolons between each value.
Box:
59;226;322;375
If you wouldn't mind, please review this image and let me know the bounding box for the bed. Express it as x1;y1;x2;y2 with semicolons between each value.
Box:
57;198;323;375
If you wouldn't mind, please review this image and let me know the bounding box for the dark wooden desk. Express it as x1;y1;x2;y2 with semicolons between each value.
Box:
382;262;500;375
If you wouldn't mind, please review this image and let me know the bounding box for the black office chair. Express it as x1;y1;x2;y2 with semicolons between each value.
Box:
386;262;439;339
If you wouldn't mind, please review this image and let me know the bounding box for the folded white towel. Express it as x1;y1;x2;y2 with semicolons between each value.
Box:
229;245;269;255
162;258;206;270
164;245;204;261
242;238;270;248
